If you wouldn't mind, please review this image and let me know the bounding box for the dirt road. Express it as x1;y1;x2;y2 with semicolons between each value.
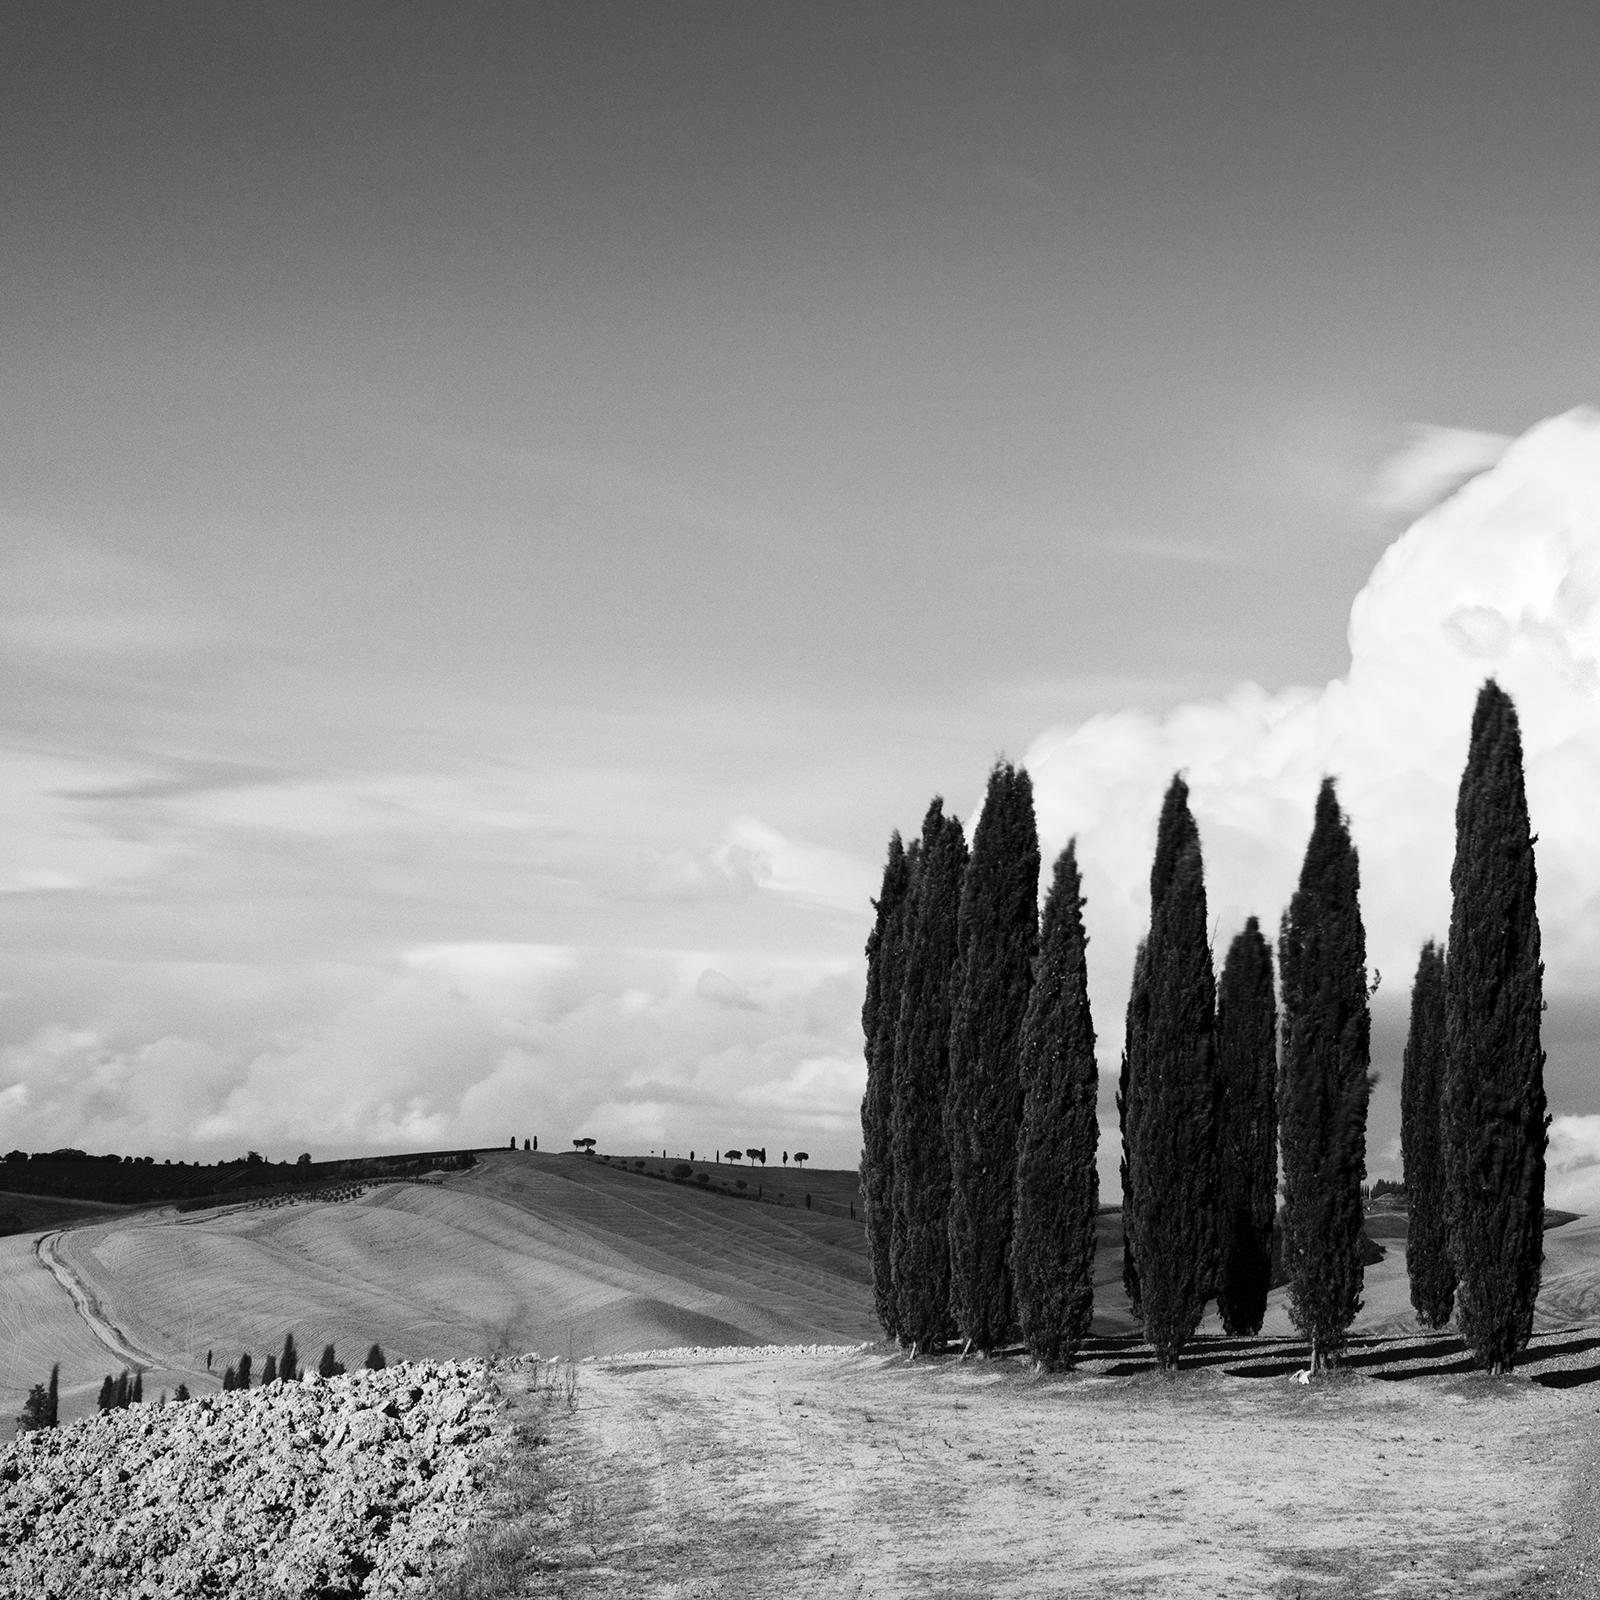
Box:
524;1343;1591;1599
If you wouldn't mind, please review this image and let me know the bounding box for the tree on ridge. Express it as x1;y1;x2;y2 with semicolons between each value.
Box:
1011;841;1100;1369
947;761;1041;1356
1443;679;1547;1373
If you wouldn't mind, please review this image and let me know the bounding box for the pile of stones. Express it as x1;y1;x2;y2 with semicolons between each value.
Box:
0;1358;504;1598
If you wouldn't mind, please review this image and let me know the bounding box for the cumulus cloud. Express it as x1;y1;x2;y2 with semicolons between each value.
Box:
1027;408;1600;1094
1546;1115;1600;1211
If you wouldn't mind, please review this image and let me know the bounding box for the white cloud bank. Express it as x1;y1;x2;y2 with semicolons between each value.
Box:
1027;408;1600;1072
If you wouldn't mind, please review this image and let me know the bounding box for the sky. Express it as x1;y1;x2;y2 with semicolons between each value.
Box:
3;3;1599;1195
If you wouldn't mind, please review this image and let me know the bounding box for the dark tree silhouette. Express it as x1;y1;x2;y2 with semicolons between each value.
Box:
1279;778;1373;1374
862;832;915;1341
261;1353;278;1385
1127;776;1218;1370
16;1384;51;1432
279;1332;300;1385
97;1374;116;1411
793;1152;809;1168
236;1352;252;1389
1215;918;1278;1337
364;1343;387;1370
318;1344;345;1378
174;1382;190;1401
947;762;1040;1355
46;1363;58;1427
1011;842;1099;1369
1444;680;1547;1373
1402;940;1456;1329
1117;938;1149;1318
889;798;967;1355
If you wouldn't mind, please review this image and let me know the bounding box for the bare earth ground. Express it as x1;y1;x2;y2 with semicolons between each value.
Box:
516;1344;1598;1600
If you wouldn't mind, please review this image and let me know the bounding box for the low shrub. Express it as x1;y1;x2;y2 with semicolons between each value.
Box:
671;1163;692;1179
695;1172;710;1185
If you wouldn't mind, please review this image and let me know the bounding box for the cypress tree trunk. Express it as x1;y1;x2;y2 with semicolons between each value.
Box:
1443;680;1547;1374
1215;918;1277;1337
1117;939;1149;1320
888;799;968;1356
1279;778;1372;1374
1402;941;1456;1329
1011;842;1100;1369
947;763;1040;1355
861;830;915;1341
1127;776;1218;1370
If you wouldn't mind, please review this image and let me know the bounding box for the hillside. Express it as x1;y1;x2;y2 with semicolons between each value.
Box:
1;1150;879;1430
7;1150;1600;1439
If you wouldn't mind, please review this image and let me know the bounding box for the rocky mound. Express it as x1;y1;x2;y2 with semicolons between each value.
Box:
0;1358;506;1598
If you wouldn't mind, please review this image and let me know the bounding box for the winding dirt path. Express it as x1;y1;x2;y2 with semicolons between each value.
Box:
34;1230;167;1374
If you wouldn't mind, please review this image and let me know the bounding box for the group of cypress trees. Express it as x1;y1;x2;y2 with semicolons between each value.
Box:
864;677;1547;1378
862;762;1101;1368
1402;679;1548;1373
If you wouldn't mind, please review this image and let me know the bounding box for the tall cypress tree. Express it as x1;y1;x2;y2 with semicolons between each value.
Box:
861;830;915;1342
1011;841;1100;1369
1128;790;1218;1370
1279;778;1372;1374
947;762;1040;1355
1402;940;1455;1329
46;1363;59;1427
1215;918;1278;1337
1443;680;1547;1374
1117;938;1149;1319
889;799;967;1356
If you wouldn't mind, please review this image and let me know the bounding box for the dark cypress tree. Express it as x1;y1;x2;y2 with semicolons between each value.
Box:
279;1331;300;1384
236;1352;252;1389
97;1374;116;1411
114;1370;130;1408
174;1382;191;1402
1402;940;1456;1329
1011;842;1100;1369
261;1352;278;1385
46;1363;59;1427
1214;918;1278;1337
319;1344;345;1378
861;830;915;1342
1117;939;1149;1319
222;1365;236;1392
132;1370;143;1404
1279;778;1373;1374
364;1343;387;1370
1443;680;1547;1374
1128;792;1218;1370
947;762;1041;1355
888;798;967;1356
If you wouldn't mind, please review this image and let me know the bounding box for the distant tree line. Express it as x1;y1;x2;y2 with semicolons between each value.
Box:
860;678;1546;1376
0;1149;477;1207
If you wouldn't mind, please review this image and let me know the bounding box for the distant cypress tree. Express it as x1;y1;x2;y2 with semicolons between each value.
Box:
364;1343;387;1370
131;1370;143;1404
97;1374;116;1412
319;1344;345;1378
1443;680;1547;1374
889;798;967;1355
1401;941;1456;1329
1128;779;1218;1370
1279;778;1373;1374
174;1382;191;1402
16;1385;51;1433
46;1363;58;1427
114;1370;130;1408
261;1352;278;1385
861;829;915;1342
222;1365;236;1391
947;762;1040;1355
1215;918;1278;1337
1117;938;1149;1319
236;1352;252;1389
1011;842;1099;1369
279;1332;300;1384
